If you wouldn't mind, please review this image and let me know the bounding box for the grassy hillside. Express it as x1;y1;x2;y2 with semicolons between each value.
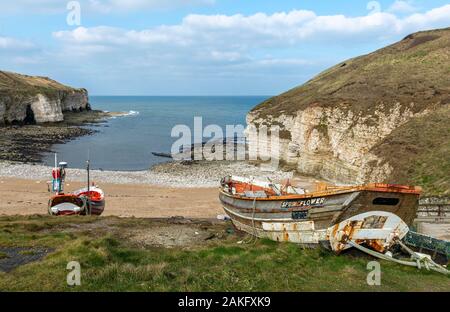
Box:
0;71;83;98
249;27;450;194
0;215;448;291
252;27;450;118
372;105;450;195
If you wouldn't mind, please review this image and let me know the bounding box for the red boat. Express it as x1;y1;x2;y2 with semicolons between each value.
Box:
47;157;105;216
49;186;105;216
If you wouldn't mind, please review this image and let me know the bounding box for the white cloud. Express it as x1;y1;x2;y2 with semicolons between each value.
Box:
12;56;44;65
0;36;35;51
48;4;450;93
4;4;450;94
388;1;418;14
53;26;129;44
53;5;450;49
209;51;246;63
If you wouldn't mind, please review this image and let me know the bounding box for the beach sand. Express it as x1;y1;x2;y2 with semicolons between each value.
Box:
0;178;223;218
0;170;448;240
0;160;322;218
0;160;320;218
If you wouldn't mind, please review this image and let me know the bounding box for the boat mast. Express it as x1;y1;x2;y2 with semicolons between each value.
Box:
54;153;57;195
86;150;91;215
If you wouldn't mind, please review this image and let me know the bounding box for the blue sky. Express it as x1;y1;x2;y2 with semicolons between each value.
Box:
0;0;449;95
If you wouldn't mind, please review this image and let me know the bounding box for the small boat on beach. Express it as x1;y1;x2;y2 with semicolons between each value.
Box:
49;186;105;216
48;156;105;216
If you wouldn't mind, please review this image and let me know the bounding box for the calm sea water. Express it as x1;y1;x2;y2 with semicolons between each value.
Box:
43;96;269;171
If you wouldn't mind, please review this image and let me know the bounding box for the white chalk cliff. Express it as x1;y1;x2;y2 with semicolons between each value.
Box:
245;28;450;190
0;71;89;124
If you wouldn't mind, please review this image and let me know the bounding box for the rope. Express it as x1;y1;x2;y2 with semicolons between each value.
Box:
347;240;449;275
251;197;257;237
396;239;449;275
80;196;88;215
242;196;258;245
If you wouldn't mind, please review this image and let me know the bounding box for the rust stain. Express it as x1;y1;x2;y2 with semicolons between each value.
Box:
331;224;339;238
283;231;289;242
366;240;385;253
221;181;421;202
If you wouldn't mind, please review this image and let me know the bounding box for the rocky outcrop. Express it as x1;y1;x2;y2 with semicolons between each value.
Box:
246;28;450;193
247;102;430;184
0;71;89;125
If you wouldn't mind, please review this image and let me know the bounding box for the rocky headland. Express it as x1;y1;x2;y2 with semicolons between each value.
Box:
0;70;116;162
0;70;91;124
246;28;450;195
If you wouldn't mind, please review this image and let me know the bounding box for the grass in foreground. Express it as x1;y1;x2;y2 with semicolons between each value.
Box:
0;215;448;291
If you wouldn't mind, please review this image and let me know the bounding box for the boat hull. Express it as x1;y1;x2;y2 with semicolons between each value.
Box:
49;187;105;216
220;186;419;243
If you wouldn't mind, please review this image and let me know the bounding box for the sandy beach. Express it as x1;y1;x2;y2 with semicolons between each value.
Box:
0;177;223;218
0;160;318;218
3;159;447;239
1;160;448;241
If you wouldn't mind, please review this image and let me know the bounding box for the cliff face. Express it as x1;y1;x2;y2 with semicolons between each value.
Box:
247;28;450;194
0;71;89;125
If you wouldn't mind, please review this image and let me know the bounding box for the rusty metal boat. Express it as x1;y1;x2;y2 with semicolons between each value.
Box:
219;176;450;274
220;176;420;243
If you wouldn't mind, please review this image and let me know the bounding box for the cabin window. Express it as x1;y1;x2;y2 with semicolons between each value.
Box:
372;197;399;206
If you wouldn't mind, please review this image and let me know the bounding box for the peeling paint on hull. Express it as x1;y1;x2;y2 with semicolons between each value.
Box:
220;178;420;245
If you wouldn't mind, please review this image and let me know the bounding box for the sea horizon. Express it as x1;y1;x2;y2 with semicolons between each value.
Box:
89;94;275;97
43;95;269;171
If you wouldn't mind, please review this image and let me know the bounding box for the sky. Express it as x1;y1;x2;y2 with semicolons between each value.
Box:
0;0;449;95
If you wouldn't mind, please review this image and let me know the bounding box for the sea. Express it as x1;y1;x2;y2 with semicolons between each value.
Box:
42;96;270;171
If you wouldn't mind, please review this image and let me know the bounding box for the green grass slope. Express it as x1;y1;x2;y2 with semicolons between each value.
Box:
372;104;450;195
0;216;448;291
0;70;85;99
252;27;450;118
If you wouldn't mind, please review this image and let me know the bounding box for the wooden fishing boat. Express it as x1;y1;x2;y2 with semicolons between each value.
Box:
219;176;450;274
49;186;105;216
219;176;421;247
47;156;105;216
48;194;85;216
